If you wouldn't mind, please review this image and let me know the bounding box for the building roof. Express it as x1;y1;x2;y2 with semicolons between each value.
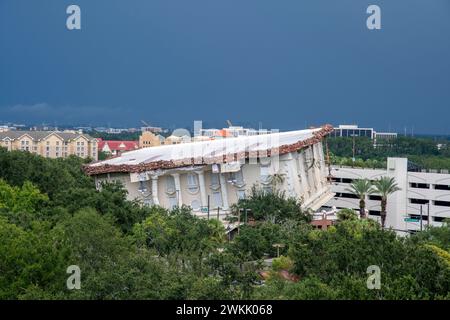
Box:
0;130;96;141
85;124;333;175
98;140;139;152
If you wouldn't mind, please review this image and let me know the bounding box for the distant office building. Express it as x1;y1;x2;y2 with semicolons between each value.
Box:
0;130;98;160
141;126;163;134
332;124;397;141
139;131;163;148
325;158;450;233
199;126;271;140
97;138;139;156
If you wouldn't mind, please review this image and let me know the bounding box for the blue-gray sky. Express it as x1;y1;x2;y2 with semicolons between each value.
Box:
1;0;449;133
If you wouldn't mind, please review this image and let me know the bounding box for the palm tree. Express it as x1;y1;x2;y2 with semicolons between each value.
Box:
373;177;401;229
269;173;286;190
346;179;374;219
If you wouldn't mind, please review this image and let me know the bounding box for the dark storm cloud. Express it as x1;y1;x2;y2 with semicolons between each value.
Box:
1;0;449;133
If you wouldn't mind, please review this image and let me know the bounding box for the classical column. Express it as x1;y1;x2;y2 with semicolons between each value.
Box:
298;152;310;200
219;173;229;211
306;147;317;194
312;144;323;191
317;141;328;180
287;156;302;197
171;173;183;207
151;175;160;205
196;170;208;208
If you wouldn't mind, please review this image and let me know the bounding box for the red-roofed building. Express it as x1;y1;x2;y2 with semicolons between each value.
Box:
97;138;139;156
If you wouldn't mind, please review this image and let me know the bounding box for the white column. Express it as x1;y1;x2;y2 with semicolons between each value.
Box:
306;147;317;194
288;156;302;197
219;173;229;210
298;152;310;199
196;170;208;207
171;173;183;207
317;141;328;181
151;175;160;205
313;144;324;191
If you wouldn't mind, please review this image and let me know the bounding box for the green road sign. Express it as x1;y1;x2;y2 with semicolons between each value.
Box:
201;207;209;213
404;218;420;222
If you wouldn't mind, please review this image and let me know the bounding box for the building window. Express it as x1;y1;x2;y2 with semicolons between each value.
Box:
187;173;199;194
369;195;382;201
191;199;201;211
335;192;359;199
229;170;245;187
410;198;429;205
166;176;176;194
260;165;272;191
168;196;178;209
212;191;223;208
434;184;450;191
409;214;428;221
433;216;447;222
369;210;381;216
237;190;246;200
410;183;430;189
434;200;450;207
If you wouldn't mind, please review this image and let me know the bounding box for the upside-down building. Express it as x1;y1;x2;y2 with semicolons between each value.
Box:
85;125;334;218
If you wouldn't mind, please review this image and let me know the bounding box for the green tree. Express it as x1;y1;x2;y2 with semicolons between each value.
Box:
336;208;358;221
345;179;374;219
232;186;309;224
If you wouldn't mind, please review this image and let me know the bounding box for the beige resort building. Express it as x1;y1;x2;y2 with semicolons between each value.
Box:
0;130;98;160
85;125;334;218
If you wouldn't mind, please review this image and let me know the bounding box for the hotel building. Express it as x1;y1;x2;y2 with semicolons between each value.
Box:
0;130;98;160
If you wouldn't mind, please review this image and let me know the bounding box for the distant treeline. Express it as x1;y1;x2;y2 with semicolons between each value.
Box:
88;131;141;141
328;136;450;170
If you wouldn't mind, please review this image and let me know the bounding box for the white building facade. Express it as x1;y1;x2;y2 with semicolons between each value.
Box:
86;126;334;218
325;158;450;233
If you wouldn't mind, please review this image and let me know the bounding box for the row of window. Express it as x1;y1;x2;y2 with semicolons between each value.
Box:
162;172;246;210
409;198;450;207
334;179;450;194
410;182;450;191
